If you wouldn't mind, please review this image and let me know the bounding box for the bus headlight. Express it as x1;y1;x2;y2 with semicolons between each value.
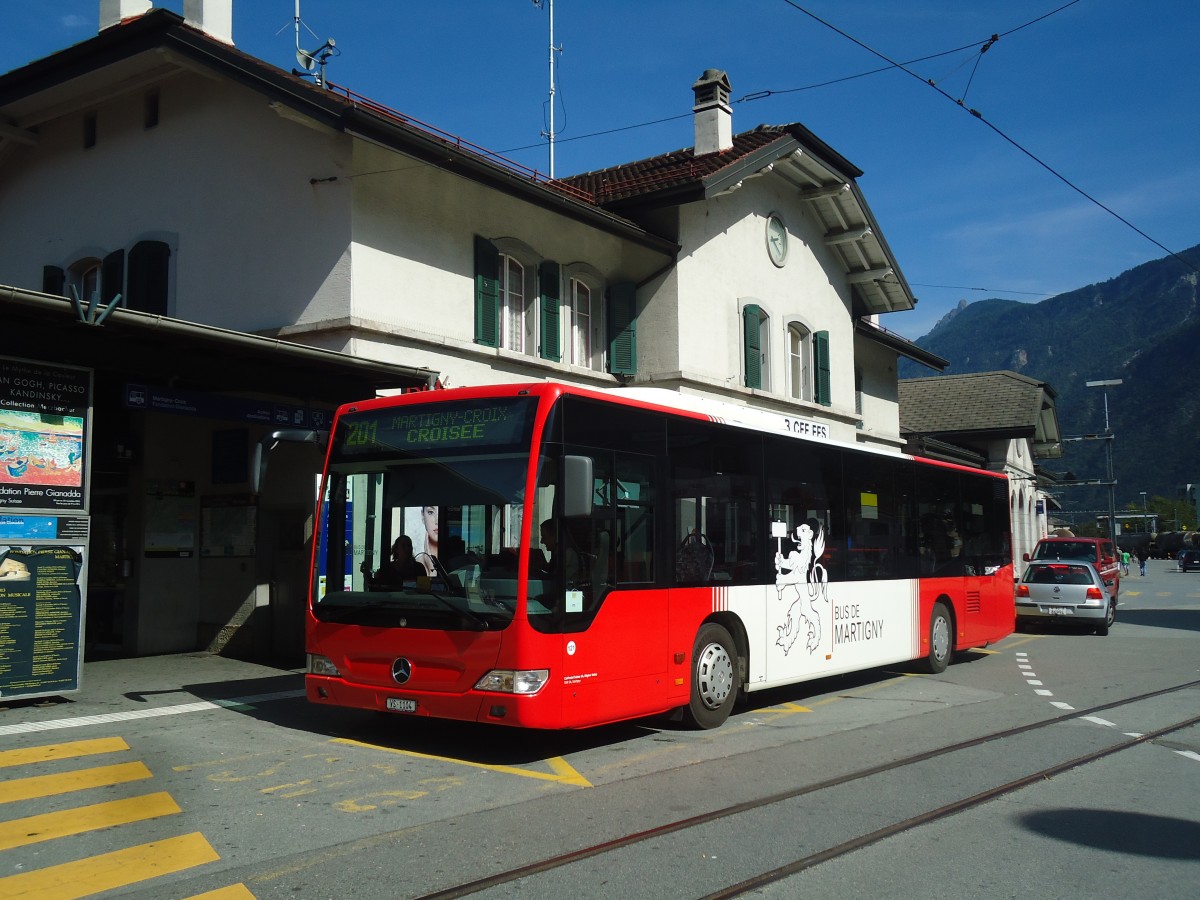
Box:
308;654;342;677
474;669;550;695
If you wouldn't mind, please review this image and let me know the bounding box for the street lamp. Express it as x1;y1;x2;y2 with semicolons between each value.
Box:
1140;491;1148;536
1085;379;1122;546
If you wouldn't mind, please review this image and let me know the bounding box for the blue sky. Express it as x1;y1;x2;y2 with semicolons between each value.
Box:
6;1;1198;339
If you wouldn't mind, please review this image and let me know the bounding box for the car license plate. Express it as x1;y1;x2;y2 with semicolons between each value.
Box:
1042;606;1073;616
386;697;417;713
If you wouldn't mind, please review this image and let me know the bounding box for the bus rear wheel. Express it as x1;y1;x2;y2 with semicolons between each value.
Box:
924;602;953;674
685;623;738;729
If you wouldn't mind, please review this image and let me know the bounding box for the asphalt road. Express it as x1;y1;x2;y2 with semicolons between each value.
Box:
2;561;1197;899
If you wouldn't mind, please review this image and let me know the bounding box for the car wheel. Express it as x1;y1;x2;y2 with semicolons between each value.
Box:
924;602;953;674
1095;600;1116;636
684;623;738;729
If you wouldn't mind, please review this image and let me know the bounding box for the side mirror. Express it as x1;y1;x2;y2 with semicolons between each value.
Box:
1021;552;1031;562
562;454;593;518
253;428;328;493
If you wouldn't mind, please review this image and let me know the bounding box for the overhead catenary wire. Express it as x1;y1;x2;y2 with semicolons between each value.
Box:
777;0;1200;277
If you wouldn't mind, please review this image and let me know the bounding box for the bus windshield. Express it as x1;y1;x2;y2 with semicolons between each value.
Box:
313;396;539;630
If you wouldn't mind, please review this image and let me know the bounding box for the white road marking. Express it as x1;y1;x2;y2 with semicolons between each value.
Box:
0;690;305;736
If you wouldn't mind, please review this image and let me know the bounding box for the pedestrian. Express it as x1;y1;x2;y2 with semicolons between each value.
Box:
1120;547;1130;576
1136;546;1147;576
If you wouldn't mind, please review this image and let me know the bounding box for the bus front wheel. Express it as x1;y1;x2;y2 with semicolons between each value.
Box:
924;602;953;675
685;623;738;729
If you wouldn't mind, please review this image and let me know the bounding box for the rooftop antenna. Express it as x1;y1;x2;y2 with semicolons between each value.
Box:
532;0;561;179
283;0;338;87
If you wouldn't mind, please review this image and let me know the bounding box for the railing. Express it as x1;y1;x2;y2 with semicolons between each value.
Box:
325;82;596;205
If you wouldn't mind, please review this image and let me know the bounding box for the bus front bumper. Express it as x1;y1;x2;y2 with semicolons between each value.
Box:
305;675;560;728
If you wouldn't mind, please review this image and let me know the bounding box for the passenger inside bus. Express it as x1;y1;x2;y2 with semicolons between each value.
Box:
362;535;425;589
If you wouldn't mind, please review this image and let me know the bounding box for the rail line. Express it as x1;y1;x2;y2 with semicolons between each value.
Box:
415;678;1200;900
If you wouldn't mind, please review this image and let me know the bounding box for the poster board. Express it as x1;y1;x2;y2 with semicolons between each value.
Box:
0;356;93;701
0;357;91;513
201;496;256;557
0;521;89;701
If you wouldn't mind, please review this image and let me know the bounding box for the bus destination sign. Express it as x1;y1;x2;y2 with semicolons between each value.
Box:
337;398;535;456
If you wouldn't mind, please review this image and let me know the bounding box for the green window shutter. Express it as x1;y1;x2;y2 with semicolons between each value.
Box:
606;281;637;375
743;304;762;389
102;249;125;306
814;329;831;406
42;266;65;297
127;240;171;315
473;236;500;348
538;260;561;361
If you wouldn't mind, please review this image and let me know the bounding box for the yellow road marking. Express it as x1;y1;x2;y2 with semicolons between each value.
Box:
0;831;218;899
0;761;152;805
766;702;813;713
334;789;428;812
545;756;592;787
331;738;593;788
185;885;257;899
999;634;1046;651
0;791;180;851
0;738;129;770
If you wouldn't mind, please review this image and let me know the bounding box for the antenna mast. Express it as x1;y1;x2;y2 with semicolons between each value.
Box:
534;0;560;179
290;0;337;88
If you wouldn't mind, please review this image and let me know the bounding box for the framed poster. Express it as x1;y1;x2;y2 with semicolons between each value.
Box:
0;543;87;701
0;357;92;513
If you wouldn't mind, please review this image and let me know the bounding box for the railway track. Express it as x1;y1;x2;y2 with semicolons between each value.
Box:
415;679;1200;899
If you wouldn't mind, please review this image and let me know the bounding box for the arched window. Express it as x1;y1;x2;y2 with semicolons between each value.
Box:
788;321;812;401
499;254;526;353
69;259;102;306
568;277;605;371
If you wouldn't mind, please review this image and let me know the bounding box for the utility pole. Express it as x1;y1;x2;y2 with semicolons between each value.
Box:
1086;379;1122;547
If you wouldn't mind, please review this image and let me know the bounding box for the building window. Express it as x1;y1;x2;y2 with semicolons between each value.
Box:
788;321;812;401
500;254;526;353
69;260;102;305
568;278;605;371
742;303;770;391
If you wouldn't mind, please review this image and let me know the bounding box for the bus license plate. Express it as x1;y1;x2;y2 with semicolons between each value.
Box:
1043;606;1072;616
386;697;417;713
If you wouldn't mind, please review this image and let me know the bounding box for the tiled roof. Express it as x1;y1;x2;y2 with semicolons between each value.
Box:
563;123;915;316
899;371;1053;436
563;126;812;204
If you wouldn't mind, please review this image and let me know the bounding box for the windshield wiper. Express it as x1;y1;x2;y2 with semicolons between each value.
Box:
423;590;489;630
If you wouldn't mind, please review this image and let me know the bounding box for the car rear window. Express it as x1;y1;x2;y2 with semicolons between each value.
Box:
1033;542;1096;561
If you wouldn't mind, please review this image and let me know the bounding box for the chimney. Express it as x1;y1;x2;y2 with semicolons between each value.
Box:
184;0;234;45
692;69;732;156
99;0;151;31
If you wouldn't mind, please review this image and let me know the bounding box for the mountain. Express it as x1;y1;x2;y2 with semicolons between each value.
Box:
899;244;1200;519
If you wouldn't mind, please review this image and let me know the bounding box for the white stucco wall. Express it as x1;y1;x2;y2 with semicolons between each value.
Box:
0;71;354;332
647;177;880;443
345;140;662;349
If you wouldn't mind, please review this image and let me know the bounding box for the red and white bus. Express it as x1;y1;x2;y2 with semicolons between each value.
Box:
302;382;1014;730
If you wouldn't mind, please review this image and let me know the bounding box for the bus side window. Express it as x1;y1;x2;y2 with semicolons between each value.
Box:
668;420;762;585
